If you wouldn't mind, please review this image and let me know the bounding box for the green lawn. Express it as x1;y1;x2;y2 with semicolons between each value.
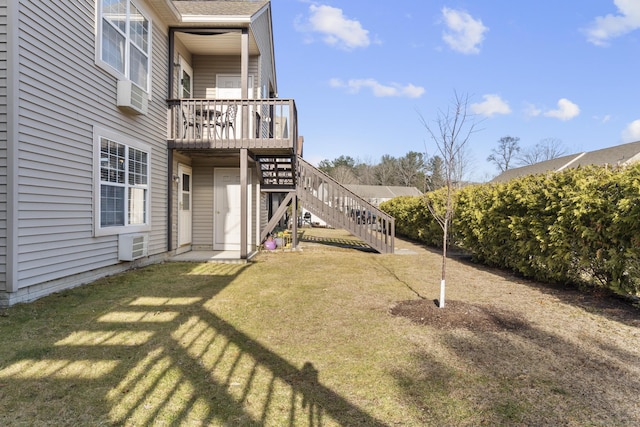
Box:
0;228;639;426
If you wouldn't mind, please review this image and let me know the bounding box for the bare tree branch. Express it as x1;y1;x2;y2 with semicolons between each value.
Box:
487;136;521;172
518;137;567;165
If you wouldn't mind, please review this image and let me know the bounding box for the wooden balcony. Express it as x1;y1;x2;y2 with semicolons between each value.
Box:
167;98;298;154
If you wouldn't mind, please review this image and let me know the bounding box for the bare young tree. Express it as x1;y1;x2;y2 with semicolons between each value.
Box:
487;136;521;172
518;137;566;165
419;92;482;308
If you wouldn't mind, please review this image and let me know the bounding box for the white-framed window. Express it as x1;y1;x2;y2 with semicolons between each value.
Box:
179;55;193;98
216;75;255;99
97;0;151;92
94;127;151;236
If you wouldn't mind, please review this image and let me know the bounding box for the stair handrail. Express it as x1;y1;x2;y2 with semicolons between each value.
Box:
296;156;395;253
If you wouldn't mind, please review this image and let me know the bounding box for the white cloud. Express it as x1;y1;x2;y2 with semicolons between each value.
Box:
543;98;580;121
524;103;542;118
622;119;640;142
441;8;488;54
585;0;640;46
296;5;370;50
328;78;343;88
330;78;425;98
470;94;511;117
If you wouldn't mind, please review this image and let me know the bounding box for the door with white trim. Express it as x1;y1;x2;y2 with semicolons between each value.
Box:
214;168;251;250
177;164;192;247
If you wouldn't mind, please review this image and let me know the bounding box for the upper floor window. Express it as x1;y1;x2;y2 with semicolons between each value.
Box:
98;0;151;91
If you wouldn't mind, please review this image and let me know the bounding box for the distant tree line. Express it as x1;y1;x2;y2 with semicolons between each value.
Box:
318;135;565;189
317;152;447;192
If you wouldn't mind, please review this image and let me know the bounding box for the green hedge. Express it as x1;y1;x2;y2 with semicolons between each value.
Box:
380;165;640;296
380;194;443;247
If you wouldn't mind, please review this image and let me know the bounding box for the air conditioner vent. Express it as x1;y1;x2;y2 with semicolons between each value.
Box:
116;80;149;115
119;233;148;261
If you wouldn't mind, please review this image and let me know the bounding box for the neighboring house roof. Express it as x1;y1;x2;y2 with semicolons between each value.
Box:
569;140;640;168
344;185;423;201
491;140;640;183
491;153;581;183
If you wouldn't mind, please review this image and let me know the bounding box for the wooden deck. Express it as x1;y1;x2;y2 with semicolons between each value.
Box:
167;98;297;153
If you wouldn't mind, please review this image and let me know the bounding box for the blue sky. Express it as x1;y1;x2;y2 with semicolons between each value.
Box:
269;0;640;181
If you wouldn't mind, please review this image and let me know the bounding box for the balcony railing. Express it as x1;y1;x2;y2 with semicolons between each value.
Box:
167;98;297;152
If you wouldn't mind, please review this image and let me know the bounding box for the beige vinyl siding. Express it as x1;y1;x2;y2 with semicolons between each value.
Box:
14;0;168;289
250;8;275;96
192;159;215;250
0;2;7;292
147;16;170;257
193;55;259;98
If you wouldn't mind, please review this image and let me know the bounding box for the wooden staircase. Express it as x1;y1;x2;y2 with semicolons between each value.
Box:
256;155;395;254
255;155;295;190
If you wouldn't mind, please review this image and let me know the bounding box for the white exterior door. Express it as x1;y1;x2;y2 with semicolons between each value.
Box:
177;164;192;247
214;168;251;250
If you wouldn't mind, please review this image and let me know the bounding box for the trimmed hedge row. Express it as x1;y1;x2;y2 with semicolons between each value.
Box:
380;164;640;295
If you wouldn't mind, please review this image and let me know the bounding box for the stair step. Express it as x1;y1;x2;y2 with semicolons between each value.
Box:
257;155;296;189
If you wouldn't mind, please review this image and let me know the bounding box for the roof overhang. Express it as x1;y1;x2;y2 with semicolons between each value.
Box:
180;15;251;26
172;29;259;56
146;0;181;25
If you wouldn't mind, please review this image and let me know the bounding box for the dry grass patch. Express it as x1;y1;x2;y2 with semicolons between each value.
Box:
0;227;638;426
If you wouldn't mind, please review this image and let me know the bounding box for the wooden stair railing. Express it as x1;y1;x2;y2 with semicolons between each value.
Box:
295;156;395;254
256;156;395;254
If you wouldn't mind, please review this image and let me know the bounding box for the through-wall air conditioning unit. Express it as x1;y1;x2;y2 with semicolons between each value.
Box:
118;233;148;261
116;80;148;115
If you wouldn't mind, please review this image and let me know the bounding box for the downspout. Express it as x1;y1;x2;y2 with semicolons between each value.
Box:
167;29;175;251
240;149;248;259
6;0;18;293
167;150;174;251
240;29;249;258
241;28;248;136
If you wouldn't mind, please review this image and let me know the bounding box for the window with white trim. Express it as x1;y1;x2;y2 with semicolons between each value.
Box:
94;128;150;236
98;0;151;91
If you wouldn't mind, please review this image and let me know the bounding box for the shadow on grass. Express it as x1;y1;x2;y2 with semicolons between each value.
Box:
391;303;640;425
298;230;377;253
398;234;640;328
457;256;640;329
0;262;387;426
377;262;427;300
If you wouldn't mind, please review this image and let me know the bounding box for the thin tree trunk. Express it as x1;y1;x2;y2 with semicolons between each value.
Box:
440;219;447;308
